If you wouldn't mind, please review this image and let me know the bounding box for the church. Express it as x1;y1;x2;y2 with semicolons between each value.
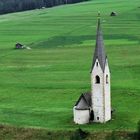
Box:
73;15;111;124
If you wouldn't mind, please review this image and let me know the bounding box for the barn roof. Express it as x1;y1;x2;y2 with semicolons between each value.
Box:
75;92;91;110
91;16;107;72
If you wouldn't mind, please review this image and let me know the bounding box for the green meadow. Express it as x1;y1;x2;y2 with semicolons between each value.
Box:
0;0;139;132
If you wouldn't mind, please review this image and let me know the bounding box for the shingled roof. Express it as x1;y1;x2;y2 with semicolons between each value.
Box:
75;92;91;110
91;16;107;72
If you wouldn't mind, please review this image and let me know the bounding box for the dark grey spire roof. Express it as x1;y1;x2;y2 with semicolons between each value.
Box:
75;92;91;110
91;17;107;72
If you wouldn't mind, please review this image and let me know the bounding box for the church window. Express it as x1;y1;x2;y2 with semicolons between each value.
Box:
97;117;99;120
96;62;98;67
95;75;100;84
106;75;109;84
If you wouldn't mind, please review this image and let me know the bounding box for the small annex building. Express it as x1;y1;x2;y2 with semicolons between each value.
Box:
73;15;111;125
73;93;92;124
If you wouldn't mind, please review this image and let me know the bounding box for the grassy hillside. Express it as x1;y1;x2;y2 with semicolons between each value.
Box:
0;0;139;131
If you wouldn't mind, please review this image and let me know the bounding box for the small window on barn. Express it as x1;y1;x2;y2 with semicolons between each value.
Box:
106;75;109;84
95;75;100;84
97;117;99;120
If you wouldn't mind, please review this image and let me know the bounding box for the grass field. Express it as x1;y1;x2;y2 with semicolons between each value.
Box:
0;0;139;132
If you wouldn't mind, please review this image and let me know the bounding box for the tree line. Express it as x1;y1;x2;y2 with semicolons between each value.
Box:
0;0;89;15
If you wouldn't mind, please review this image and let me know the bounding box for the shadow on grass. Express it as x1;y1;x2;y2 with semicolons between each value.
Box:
29;34;140;49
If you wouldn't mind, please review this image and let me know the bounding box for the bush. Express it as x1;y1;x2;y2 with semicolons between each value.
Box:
70;128;88;140
137;120;140;140
106;131;118;140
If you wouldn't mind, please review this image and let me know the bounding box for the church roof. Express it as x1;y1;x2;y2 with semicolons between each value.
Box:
91;16;107;72
75;92;91;110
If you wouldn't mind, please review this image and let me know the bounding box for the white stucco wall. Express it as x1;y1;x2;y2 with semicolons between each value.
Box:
91;58;111;123
104;59;111;122
73;106;90;124
91;59;104;123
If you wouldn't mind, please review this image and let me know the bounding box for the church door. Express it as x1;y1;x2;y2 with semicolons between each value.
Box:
90;110;94;121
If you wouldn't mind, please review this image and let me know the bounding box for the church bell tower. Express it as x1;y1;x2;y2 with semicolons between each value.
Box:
91;14;111;123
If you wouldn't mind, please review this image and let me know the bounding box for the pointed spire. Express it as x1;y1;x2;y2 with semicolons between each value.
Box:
91;13;106;72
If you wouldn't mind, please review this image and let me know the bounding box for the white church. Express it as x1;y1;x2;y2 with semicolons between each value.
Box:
73;16;111;124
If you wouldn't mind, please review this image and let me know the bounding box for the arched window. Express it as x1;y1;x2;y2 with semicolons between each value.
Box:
106;75;109;84
95;75;100;84
96;62;98;67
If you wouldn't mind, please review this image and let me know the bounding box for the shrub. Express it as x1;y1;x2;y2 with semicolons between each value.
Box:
137;120;140;140
70;128;88;140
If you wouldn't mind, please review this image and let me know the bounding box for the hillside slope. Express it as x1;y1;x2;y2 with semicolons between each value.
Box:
0;0;139;131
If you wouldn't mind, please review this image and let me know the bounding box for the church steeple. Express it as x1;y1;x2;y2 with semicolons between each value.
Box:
91;13;106;72
73;13;111;124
